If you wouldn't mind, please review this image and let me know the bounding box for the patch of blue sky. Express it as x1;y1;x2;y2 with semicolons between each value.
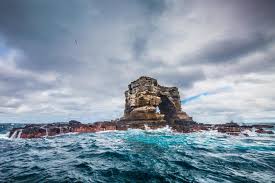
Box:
181;86;232;105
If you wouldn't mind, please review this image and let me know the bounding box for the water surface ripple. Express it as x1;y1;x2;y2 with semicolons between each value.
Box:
0;124;275;183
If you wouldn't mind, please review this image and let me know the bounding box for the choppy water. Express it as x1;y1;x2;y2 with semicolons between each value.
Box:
0;124;275;183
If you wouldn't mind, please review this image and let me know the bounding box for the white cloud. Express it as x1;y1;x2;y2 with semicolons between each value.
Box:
183;73;275;123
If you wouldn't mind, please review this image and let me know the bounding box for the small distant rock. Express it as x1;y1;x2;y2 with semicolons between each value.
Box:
255;128;274;134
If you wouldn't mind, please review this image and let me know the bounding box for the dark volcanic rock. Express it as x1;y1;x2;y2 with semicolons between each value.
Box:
255;128;274;134
252;124;274;129
215;122;242;135
9;121;119;138
9;119;274;138
69;120;82;126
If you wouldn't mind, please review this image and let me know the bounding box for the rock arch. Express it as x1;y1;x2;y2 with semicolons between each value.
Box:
122;76;192;123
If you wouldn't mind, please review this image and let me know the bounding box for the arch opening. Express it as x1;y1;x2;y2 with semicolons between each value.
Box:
158;95;177;122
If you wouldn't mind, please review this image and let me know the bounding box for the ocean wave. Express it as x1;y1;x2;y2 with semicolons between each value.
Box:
0;124;275;182
0;132;10;140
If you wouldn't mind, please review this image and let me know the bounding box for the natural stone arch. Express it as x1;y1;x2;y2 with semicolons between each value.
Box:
122;76;192;123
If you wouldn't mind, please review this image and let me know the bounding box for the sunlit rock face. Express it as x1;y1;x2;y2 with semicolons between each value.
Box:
122;76;192;123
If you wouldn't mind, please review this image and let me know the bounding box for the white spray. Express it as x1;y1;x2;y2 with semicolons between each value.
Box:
17;129;23;138
41;126;49;137
10;130;18;139
46;128;49;137
144;124;150;130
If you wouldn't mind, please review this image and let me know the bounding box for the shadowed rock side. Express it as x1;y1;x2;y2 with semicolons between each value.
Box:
8;76;274;138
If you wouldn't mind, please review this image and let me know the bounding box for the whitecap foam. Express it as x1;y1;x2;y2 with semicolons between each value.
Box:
52;132;80;137
241;129;258;137
144;125;173;133
126;125;173;134
0;132;10;140
96;130;117;134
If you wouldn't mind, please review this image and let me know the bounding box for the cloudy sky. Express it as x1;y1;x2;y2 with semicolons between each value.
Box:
0;0;275;123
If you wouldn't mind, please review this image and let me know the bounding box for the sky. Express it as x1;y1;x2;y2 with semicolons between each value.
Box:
0;0;275;123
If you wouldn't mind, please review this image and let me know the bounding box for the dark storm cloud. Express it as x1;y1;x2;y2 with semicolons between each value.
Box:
132;27;152;59
234;56;275;75
0;0;88;71
0;76;56;98
151;68;206;89
131;0;166;58
0;0;167;96
192;33;275;64
174;0;275;68
0;0;166;72
236;0;275;28
0;56;60;99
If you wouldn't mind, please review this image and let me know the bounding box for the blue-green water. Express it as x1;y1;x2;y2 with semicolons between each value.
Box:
0;124;275;183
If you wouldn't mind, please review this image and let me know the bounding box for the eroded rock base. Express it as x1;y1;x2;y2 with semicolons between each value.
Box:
9;120;274;139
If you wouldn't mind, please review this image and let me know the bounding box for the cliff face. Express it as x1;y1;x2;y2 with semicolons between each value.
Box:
122;76;192;123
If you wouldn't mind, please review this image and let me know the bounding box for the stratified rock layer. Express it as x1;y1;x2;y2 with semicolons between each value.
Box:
122;76;192;123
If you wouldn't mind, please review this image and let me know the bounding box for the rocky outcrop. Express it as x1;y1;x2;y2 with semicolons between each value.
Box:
122;76;192;123
8;120;118;138
214;122;242;136
255;128;274;134
8;76;274;138
8;120;274;139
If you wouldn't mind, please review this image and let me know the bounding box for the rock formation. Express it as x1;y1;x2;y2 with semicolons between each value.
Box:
122;76;192;123
7;76;274;138
8;120;118;138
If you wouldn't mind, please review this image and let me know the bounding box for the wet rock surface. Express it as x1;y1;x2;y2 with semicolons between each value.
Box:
9;120;274;139
255;128;274;134
8;76;274;138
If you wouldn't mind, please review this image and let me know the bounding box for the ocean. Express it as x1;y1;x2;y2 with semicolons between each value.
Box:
0;123;275;183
